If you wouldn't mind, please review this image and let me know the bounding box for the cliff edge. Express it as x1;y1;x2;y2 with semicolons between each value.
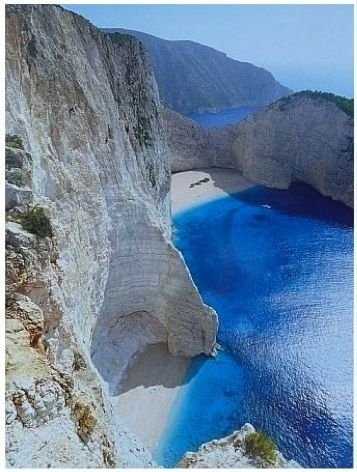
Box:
5;4;217;467
166;93;353;207
179;424;301;469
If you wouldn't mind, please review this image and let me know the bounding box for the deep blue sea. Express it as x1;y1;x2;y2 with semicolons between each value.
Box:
186;106;260;128
155;184;353;468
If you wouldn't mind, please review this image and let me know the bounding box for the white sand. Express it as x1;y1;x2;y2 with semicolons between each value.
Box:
171;168;254;214
111;343;190;454
112;169;252;456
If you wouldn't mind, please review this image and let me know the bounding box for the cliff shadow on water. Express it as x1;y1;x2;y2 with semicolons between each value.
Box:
228;182;354;226
158;182;353;468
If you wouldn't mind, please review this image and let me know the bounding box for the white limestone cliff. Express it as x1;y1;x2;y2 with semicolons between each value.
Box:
165;95;353;208
5;4;217;467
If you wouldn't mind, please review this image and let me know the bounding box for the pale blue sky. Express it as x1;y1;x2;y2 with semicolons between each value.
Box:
64;4;354;97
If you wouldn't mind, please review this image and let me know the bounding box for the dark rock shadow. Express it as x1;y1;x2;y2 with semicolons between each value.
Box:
183;167;353;227
116;342;205;396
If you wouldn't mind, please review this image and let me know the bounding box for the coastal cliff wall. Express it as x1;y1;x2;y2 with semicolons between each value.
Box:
5;4;217;467
166;94;354;207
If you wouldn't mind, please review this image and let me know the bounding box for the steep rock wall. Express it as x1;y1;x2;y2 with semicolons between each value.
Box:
165;95;354;207
5;4;217;467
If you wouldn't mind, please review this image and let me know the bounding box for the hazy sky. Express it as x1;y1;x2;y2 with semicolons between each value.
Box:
64;4;354;97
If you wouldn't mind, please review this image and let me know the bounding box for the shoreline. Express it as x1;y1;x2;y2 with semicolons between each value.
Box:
171;168;254;215
110;343;190;456
112;168;255;461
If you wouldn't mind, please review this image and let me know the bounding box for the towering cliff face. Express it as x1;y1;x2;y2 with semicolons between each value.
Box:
166;94;354;207
5;4;217;467
105;28;292;114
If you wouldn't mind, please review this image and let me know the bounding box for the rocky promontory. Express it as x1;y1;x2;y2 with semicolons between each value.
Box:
166;93;354;207
179;424;301;468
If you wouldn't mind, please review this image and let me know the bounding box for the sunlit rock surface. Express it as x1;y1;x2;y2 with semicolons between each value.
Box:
166;94;353;207
179;424;301;469
5;4;217;467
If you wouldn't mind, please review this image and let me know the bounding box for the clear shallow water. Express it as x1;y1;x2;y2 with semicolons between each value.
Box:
186;106;261;128
155;184;353;468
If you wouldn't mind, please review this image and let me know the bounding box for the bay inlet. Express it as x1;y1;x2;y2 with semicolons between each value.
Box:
155;182;353;468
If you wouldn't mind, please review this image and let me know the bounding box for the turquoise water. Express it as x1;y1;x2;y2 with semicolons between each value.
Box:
186;106;260;127
155;184;353;468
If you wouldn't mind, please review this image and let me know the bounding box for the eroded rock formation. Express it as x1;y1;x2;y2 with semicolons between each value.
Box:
165;94;354;207
179;424;301;469
5;4;217;467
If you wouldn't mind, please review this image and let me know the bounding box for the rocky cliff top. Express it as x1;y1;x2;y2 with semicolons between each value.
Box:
166;93;354;207
276;90;353;116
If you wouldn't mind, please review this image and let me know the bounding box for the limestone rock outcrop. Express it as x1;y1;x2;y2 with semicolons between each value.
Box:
165;94;354;207
6;4;217;467
179;423;301;469
5;162;151;468
5;146;34;210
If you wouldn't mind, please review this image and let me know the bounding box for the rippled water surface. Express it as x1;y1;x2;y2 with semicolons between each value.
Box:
156;184;353;468
186;106;261;127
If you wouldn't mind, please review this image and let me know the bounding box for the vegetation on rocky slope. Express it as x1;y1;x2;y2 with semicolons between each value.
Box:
18;206;52;238
6;134;24;150
108;31;136;47
279;90;354;116
244;430;278;466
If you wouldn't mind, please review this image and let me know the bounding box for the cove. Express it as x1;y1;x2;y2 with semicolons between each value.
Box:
155;183;353;468
186;106;261;128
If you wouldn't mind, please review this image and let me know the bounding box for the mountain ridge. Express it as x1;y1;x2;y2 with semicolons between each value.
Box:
104;27;292;114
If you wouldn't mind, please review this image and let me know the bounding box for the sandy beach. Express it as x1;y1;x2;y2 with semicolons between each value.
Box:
112;168;253;457
171;168;254;214
111;343;190;454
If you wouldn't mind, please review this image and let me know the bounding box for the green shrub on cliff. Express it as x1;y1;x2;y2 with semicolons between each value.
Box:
6;134;24;150
109;32;136;46
146;162;156;188
282;90;353;116
20;206;52;238
134;125;152;148
244;430;278;466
